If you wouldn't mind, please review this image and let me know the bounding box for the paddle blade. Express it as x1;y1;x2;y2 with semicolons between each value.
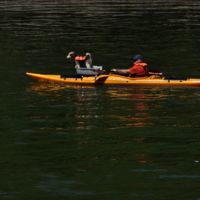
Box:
149;69;163;77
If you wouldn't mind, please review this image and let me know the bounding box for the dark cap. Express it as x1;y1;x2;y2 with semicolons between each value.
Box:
132;55;143;61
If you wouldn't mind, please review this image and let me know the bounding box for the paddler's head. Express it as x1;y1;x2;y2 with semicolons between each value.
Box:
132;54;143;64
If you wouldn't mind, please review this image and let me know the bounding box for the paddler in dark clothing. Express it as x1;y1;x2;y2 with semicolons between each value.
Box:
111;54;149;77
67;51;92;69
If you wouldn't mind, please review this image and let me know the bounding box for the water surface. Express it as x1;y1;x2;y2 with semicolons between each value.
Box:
0;0;200;199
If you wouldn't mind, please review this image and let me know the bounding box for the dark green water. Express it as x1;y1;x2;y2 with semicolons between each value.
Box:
1;0;200;199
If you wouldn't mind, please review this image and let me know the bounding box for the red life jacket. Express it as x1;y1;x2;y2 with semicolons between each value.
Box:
129;63;149;77
74;56;87;61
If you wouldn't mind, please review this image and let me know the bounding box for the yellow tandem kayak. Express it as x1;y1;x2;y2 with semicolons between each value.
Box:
26;72;200;87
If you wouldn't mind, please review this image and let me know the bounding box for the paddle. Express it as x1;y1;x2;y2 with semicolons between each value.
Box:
148;70;163;77
91;69;163;77
91;69;112;74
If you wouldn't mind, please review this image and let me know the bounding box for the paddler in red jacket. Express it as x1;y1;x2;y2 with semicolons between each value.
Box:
111;55;149;77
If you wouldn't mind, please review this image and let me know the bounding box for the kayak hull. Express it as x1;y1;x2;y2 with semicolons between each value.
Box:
26;72;200;87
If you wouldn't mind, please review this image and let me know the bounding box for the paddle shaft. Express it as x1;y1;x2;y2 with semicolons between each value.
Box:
92;69;162;76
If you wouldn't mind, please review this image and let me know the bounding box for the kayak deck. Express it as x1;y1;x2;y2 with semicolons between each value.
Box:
26;72;200;87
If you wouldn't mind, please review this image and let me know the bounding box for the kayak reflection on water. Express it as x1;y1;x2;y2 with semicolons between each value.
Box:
106;88;151;129
26;82;151;129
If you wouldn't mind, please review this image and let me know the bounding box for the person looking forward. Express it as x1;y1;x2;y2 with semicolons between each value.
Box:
111;55;149;77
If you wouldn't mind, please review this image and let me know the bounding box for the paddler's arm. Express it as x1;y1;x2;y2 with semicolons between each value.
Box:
111;69;131;75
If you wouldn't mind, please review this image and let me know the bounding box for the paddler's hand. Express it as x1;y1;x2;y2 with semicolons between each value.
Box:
111;69;118;73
